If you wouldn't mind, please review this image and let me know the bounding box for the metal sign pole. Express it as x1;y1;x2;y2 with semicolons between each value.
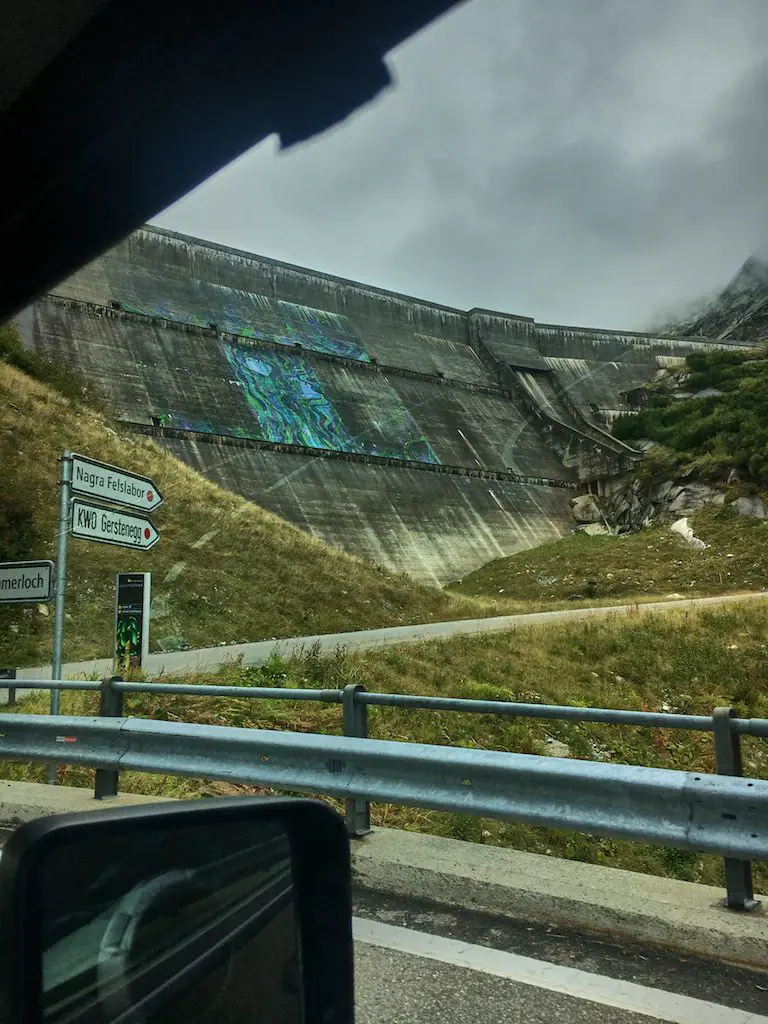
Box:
48;451;73;785
51;452;73;712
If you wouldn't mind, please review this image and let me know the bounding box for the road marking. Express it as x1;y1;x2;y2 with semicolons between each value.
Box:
353;918;768;1024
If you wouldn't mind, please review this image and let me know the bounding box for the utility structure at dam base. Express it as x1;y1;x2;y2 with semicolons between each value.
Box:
14;226;746;584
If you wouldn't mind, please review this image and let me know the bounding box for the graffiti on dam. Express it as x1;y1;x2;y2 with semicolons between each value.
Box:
263;299;371;363
225;345;359;452
117;276;371;362
167;343;441;463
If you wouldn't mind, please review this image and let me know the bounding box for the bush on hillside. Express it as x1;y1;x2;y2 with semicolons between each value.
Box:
0;323;104;411
613;346;768;484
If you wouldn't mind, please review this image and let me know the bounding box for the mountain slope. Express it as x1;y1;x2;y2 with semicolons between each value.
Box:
674;255;768;343
0;362;488;667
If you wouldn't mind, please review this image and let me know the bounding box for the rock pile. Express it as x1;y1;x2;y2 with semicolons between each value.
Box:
570;476;768;534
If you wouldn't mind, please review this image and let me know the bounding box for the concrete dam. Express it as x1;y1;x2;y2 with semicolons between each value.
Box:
14;226;740;584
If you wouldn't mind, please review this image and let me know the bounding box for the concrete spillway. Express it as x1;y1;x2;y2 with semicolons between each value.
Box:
14;226;745;584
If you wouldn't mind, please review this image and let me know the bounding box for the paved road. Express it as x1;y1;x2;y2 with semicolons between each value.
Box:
13;591;768;686
353;890;768;1023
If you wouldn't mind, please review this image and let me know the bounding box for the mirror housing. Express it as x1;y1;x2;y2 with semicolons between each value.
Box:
0;797;354;1023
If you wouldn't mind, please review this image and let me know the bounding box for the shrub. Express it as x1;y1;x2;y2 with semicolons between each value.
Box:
613;349;768;484
0;322;104;411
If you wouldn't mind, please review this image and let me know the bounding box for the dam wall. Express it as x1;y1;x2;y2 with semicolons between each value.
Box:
14;225;747;584
157;434;572;585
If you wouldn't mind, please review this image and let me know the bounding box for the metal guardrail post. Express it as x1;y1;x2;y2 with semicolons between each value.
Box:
1;668;17;707
712;706;759;911
342;684;371;837
94;676;124;800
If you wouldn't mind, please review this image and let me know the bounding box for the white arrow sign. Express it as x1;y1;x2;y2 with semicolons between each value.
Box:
71;454;163;512
71;501;159;550
0;560;54;604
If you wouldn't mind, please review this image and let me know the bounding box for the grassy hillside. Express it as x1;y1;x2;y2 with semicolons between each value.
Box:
8;599;767;888
0;361;495;667
448;505;768;603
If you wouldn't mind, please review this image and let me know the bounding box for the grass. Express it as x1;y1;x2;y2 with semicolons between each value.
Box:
6;599;767;890
0;362;503;667
448;505;768;603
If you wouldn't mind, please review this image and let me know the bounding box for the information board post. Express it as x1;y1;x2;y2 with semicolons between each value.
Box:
114;573;151;674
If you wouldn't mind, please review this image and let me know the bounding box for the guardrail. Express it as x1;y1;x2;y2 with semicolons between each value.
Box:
3;676;768;912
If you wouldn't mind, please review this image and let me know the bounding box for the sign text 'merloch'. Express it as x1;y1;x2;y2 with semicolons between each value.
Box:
0;561;54;604
0;570;46;594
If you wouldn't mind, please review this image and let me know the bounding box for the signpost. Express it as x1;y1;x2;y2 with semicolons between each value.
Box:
49;452;163;782
70;454;163;511
71;501;159;550
0;560;54;604
114;572;151;673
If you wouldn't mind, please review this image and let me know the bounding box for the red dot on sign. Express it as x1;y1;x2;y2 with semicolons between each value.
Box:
144;528;151;539
147;490;154;502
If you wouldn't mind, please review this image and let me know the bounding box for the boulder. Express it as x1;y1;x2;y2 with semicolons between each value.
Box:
670;517;707;549
732;495;768;519
603;491;630;519
150;593;172;619
538;737;571;758
652;479;682;503
156;634;189;653
578;523;612;536
668;482;722;513
570;493;602;524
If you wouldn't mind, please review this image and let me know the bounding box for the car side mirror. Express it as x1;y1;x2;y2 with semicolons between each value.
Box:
0;797;355;1023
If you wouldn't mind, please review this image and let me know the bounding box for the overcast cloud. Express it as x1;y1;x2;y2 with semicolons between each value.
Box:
152;0;768;331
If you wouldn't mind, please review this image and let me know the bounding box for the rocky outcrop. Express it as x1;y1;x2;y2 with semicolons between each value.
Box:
673;255;768;344
665;482;725;514
570;493;602;524
732;495;768;519
570;472;768;535
570;472;751;534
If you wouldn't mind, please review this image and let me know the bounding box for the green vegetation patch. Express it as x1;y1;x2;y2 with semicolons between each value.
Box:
613;347;768;483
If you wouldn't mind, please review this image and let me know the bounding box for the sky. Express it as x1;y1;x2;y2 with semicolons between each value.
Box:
153;0;768;332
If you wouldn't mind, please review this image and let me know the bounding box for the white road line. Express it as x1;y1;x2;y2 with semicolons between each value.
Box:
353;918;768;1024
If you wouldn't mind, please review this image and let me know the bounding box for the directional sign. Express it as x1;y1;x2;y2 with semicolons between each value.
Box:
71;501;159;550
71;454;163;512
0;560;54;604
